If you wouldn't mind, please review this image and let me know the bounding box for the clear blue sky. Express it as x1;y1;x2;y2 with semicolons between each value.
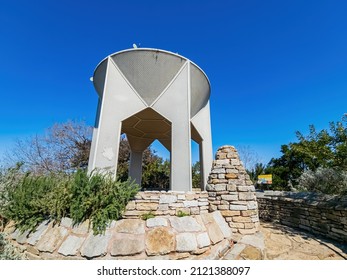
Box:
1;0;346;165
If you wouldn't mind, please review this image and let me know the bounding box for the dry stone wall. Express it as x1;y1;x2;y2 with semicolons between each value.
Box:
206;146;260;235
5;211;233;260
257;191;347;243
123;191;209;218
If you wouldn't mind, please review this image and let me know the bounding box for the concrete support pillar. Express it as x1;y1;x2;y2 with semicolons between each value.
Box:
129;150;143;185
88;58;146;176
191;101;213;189
152;63;192;191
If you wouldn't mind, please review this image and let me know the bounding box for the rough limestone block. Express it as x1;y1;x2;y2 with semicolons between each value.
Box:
159;195;177;204
136;202;158;211
229;204;248;211
212;211;232;238
110;234;145;256
197;232;211;248
237;186;255;192
239;193;255;201
36;227;68;253
114;219;145;234
146;228;175;255
221;195;238;201
27;220;50;246
16;229;30;245
190;207;200;215
146;217;168;228
60;217;73;228
80;232;111;258
72;220;90;235
125;201;136;210
225;173;238;179
169;216;202;232
198;201;209;206
247;201;258;210
176;233;198;252
206;222;224;244
183;200;199;207
232;216;252;223
58;235;85;256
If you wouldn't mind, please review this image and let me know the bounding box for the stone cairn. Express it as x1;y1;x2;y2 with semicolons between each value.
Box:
207;145;259;234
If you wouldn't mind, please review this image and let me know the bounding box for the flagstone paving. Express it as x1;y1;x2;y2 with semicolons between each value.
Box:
224;222;347;260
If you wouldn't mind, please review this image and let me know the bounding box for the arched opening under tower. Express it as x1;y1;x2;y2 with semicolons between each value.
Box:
119;107;207;191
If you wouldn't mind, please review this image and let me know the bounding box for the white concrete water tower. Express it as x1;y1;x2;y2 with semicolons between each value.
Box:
88;48;212;192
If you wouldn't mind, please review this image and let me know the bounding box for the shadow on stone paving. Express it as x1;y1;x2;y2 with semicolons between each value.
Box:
262;222;347;260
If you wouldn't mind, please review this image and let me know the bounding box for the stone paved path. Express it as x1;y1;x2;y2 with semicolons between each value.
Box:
224;222;347;260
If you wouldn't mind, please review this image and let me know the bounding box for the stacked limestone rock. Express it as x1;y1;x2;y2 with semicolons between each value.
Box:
207;145;259;234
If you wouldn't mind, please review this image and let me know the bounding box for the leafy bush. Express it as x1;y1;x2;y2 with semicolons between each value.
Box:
0;233;26;260
297;167;347;195
0;167;139;235
70;170;139;234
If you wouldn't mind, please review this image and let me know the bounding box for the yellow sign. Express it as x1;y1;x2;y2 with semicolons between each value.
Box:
257;174;272;184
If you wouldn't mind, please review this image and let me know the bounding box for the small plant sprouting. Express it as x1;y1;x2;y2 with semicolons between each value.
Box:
140;212;155;220
177;210;190;217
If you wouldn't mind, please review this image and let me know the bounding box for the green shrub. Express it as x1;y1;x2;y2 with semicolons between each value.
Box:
70;170;139;234
0;233;26;260
0;168;139;235
2;172;71;232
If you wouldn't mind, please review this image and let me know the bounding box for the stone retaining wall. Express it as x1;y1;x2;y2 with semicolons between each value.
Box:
206;146;260;235
123;191;209;218
4;211;233;260
256;191;347;242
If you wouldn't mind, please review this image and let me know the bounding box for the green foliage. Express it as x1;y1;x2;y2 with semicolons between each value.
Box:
70;170;139;234
1;168;71;232
140;212;155;220
0;168;139;235
297;167;347;195
0;233;26;260
177;210;190;217
264;116;347;193
141;158;170;190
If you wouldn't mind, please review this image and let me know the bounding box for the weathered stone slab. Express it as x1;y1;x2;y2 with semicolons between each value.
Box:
183;200;199;207
239;193;255;201
125;200;136;210
229;204;248;211
225;173;238;179
212;211;232;238
247;201;258;210
36;226;68;253
136;202;158;211
159;195;177;204
58;235;85;256
114;219;145;234
206;222;224;244
146;217;168;228
80;232;111;258
16;230;30;244
221;195;238;201
110;234;145;256
176;233;198;252
27;220;50;246
197;232;211;248
60;217;73;228
146;227;175;255
72;220;90;235
169;216;202;232
237;186;255;192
